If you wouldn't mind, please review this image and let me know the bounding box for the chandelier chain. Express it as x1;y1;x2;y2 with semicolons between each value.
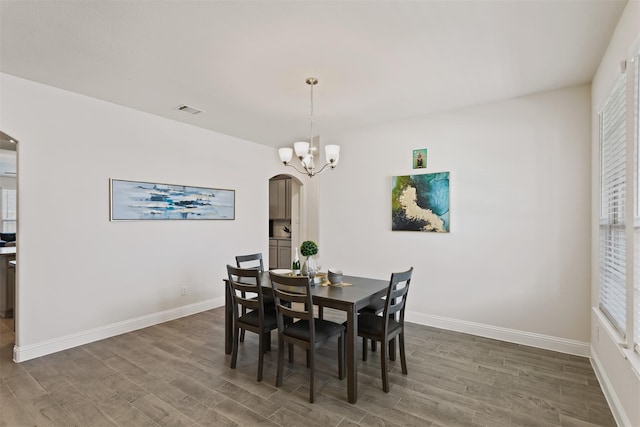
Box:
309;79;315;153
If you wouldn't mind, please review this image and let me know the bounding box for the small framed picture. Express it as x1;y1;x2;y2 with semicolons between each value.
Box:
413;149;427;169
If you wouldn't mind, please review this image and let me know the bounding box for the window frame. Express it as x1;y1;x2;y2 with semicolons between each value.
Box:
598;49;640;360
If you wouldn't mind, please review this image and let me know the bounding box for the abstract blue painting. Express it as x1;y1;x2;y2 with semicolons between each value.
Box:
392;172;449;232
110;179;235;221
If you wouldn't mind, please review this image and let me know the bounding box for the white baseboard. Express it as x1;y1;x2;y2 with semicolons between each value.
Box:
406;311;590;357
590;347;632;427
13;302;589;362
13;297;224;363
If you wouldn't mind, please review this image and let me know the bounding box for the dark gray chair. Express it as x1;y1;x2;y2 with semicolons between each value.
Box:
235;253;264;272
227;265;278;382
356;267;413;392
235;253;272;342
269;272;345;403
358;298;386;352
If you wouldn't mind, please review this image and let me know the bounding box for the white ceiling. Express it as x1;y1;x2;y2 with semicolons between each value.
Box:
0;0;627;148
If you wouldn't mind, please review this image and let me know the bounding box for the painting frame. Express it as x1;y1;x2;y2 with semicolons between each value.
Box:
412;149;427;169
110;179;235;221
391;172;450;233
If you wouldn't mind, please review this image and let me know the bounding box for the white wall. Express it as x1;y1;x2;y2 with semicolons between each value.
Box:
1;73;281;361
319;84;592;355
590;1;640;426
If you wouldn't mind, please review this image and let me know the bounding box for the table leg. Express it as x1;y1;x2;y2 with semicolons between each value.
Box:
346;305;357;403
224;281;232;355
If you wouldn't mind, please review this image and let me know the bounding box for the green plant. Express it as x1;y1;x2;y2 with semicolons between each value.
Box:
300;240;318;257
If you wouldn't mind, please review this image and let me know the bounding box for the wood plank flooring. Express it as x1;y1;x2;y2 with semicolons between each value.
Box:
0;309;616;426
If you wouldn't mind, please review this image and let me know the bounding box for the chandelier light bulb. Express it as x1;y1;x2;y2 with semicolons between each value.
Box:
279;147;293;165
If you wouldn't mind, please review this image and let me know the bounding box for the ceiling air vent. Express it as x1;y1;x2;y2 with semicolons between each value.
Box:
174;104;204;115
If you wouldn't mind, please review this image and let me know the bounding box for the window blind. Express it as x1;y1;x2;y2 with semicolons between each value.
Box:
0;189;16;233
600;75;627;337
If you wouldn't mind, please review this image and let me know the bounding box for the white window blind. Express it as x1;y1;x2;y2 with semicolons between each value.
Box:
600;75;627;337
1;188;16;233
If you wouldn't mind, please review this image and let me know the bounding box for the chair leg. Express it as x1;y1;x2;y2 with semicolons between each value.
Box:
399;332;408;375
257;331;265;382
371;340;377;352
276;338;285;387
389;337;396;361
309;348;315;403
240;307;246;342
362;337;368;361
338;333;345;380
288;343;294;363
230;327;239;369
306;349;310;368
263;331;271;353
381;339;390;393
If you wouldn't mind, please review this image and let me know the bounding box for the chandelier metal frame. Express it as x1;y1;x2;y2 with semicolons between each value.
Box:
278;77;340;178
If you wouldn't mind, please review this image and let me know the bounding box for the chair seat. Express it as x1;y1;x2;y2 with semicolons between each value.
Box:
356;313;401;337
238;308;278;330
358;297;385;314
284;318;345;342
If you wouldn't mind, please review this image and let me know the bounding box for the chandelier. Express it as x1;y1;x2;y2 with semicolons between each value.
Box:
278;77;340;177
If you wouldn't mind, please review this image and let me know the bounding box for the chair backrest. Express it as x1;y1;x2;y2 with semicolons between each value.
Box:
227;265;265;321
235;253;264;272
268;272;314;335
382;267;413;327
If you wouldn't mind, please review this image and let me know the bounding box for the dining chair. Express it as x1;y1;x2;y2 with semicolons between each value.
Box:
226;265;278;382
357;298;386;352
269;271;345;403
235;253;272;342
235;253;265;272
356;267;413;393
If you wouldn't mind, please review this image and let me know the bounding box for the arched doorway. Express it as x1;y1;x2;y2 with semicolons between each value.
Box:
268;174;303;270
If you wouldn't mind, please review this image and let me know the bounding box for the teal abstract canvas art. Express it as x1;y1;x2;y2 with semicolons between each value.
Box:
392;172;449;232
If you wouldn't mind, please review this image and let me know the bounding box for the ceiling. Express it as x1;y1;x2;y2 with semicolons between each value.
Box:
0;0;627;148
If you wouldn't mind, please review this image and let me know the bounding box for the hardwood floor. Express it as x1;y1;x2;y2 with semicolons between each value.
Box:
0;309;616;426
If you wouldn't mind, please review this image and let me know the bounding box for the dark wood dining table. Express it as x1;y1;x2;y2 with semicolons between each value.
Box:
223;271;390;404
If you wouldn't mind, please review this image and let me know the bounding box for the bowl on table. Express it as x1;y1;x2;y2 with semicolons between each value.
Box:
327;269;343;285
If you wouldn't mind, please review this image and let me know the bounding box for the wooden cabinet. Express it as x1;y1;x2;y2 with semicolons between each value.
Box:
269;240;278;270
278;244;291;269
269;178;291;219
269;238;291;270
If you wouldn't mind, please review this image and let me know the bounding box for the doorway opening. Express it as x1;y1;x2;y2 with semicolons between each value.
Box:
268;174;302;270
0;131;18;348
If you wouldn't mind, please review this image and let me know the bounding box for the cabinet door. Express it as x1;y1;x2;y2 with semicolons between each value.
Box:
269;181;279;219
278;244;291;269
269;243;278;270
269;179;287;219
276;180;287;219
284;179;291;219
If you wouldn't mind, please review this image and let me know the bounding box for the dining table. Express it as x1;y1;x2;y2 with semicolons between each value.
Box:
223;271;390;404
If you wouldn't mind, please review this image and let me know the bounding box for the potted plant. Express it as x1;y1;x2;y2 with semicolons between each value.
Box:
300;240;318;275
